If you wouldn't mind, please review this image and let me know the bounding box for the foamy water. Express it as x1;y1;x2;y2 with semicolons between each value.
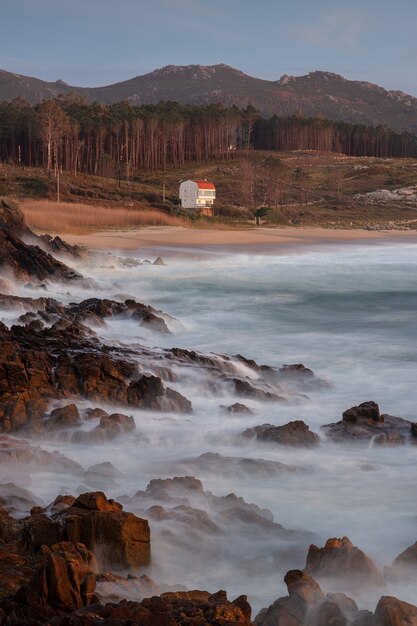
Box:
3;240;417;612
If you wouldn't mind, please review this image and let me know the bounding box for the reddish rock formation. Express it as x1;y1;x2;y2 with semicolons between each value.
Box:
374;596;417;626
305;537;385;589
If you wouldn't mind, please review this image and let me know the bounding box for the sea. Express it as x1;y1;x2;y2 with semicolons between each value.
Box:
6;238;417;612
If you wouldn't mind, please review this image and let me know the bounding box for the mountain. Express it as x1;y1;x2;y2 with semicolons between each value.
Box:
1;64;417;134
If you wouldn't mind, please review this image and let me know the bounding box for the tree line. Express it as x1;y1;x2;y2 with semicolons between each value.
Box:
0;97;416;178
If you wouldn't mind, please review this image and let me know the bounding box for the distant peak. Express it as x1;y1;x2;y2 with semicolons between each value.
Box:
55;79;69;86
278;74;296;85
148;63;248;79
307;71;345;81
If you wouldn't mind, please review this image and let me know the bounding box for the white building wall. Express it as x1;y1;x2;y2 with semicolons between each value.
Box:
179;180;216;209
179;180;198;209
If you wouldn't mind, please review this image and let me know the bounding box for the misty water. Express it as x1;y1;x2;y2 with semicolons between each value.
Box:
5;239;417;612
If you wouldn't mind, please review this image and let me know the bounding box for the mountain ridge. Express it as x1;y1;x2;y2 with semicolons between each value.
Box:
1;64;417;134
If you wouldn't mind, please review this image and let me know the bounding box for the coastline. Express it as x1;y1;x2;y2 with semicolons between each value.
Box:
62;225;417;253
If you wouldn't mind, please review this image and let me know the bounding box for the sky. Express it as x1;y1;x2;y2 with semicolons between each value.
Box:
1;0;417;96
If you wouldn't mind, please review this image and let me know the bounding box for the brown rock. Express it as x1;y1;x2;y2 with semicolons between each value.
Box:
343;401;382;424
374;596;417;626
127;374;192;413
243;421;319;448
384;541;417;582
48;404;81;430
56;492;151;570
305;537;385;589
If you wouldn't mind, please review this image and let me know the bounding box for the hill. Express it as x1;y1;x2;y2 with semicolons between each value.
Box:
1;64;417;134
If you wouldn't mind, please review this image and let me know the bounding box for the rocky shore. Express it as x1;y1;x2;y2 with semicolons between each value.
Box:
0;200;416;625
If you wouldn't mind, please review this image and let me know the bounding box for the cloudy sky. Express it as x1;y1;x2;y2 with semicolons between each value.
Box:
1;0;417;95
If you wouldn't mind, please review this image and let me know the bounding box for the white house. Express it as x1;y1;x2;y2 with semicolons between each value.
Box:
179;180;216;215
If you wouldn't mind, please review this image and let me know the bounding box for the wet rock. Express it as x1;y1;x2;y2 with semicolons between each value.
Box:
224;402;254;415
384;541;417;582
0;436;83;474
0;200;82;283
55;491;151;569
374;596;417;625
95;571;160;603
47;404;82;430
127;374;192;413
0;483;44;516
305;537;385;589
343;401;382;424
243;420;320;447
233;378;284;402
278;363;315;378
322;402;412;444
173;451;299;478
254;569;325;626
48;495;76;514
73;412;135;444
153;256;166;265
83;407;109;420
39;234;85;258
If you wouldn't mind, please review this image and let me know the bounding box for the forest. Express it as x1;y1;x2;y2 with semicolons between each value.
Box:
0;97;416;178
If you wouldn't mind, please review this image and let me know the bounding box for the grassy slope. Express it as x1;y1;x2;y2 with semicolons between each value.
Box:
1;151;417;233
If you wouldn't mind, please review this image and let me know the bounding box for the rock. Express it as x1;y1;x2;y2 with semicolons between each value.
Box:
48;495;76;514
322;402;412;444
127;374;192;413
84;407;109;420
0;482;43;516
224;403;254;415
172;451;299;478
255;569;325;625
305;537;385;589
233;378;284;402
384;541;417;582
243;420;320;447
95;571;160;603
48;404;81;430
342;401;382;424
0;200;82;283
153;256;166;265
73;412;135;444
374;596;417;626
55;491;151;570
39;234;85;258
86;462;121;479
0;436;83;474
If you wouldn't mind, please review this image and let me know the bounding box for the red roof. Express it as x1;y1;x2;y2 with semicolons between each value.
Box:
194;180;215;190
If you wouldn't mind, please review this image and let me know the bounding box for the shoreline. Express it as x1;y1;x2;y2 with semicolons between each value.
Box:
62;225;417;254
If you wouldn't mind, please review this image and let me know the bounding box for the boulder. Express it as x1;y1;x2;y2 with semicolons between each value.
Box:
374;596;417;626
47;404;81;430
224;403;254;415
322;402;412;444
243;421;320;447
127;374;192;413
55;491;151;569
343;401;382;424
73;412;135;444
305;537;385;589
384;541;417;582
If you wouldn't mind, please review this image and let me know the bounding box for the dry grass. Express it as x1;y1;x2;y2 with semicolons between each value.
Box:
21;200;188;234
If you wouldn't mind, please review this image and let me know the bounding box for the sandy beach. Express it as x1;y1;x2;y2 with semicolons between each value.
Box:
63;226;417;253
